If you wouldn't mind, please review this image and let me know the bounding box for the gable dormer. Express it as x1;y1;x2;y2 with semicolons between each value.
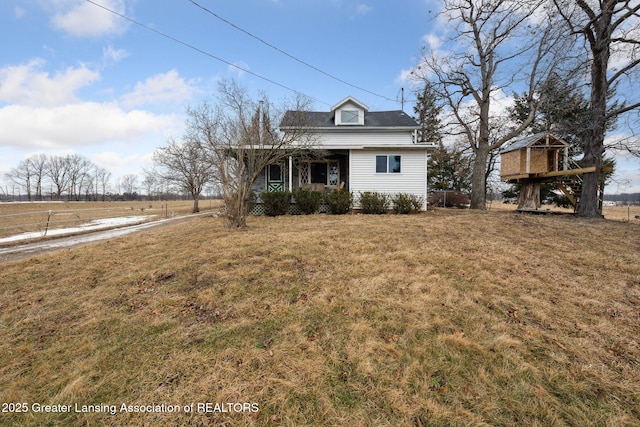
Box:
331;96;368;126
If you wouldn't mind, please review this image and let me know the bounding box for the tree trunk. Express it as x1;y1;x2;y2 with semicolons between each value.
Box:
577;170;602;218
517;182;541;211
577;56;606;219
470;147;489;210
192;197;200;213
576;7;610;219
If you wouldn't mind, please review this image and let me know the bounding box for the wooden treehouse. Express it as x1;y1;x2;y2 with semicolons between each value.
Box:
500;132;601;211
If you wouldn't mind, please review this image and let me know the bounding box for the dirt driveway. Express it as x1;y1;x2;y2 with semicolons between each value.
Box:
0;212;214;265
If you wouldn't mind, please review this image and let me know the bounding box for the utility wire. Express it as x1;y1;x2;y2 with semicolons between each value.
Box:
84;0;332;107
186;0;397;103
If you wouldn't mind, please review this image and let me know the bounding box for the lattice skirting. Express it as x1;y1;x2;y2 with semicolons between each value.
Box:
250;203;330;216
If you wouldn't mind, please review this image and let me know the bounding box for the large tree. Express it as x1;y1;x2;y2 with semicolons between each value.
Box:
152;138;215;213
553;0;640;217
414;81;443;144
417;0;566;209
185;80;316;228
510;72;623;211
414;82;472;193
511;73;590;150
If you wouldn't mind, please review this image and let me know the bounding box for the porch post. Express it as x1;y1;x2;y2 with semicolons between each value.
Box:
288;156;293;191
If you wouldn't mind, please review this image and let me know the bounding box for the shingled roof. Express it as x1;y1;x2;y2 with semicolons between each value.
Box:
280;110;418;129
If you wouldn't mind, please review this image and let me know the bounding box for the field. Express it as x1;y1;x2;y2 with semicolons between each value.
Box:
0;207;639;426
0;200;221;241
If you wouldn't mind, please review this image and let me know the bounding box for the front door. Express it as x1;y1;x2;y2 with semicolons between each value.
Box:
267;163;284;191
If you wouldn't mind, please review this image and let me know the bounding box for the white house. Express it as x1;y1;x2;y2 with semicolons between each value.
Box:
253;96;435;209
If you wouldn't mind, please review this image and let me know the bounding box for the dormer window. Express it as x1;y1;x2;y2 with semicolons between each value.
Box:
332;96;368;126
340;109;360;124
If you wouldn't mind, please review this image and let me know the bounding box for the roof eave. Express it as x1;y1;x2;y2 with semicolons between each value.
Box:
280;126;419;131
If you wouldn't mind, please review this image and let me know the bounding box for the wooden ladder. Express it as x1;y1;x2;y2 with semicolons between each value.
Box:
557;175;582;209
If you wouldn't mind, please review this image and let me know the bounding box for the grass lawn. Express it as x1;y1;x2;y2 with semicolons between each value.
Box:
0;209;638;426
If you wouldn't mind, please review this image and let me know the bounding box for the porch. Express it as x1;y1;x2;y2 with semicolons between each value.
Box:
253;150;349;194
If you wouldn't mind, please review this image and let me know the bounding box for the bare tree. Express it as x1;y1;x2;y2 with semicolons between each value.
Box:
5;158;34;201
66;154;93;201
417;0;566;209
46;155;72;200
121;174;138;198
152;138;215;213
28;154;48;201
95;167;112;201
553;0;640;217
186;80;316;228
141;171;157;201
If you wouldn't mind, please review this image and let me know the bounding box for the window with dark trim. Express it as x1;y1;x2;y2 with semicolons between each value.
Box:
375;155;401;173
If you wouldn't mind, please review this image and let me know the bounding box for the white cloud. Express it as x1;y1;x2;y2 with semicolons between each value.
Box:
103;45;130;64
50;0;127;38
422;33;443;51
14;7;26;19
0;59;100;107
0;103;176;149
121;70;197;108
395;68;418;86
355;4;372;15
228;61;249;79
92;150;155;178
395;33;448;86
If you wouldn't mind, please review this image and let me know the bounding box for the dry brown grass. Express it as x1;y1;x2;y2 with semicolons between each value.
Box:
0;200;220;240
490;201;640;223
0;210;638;426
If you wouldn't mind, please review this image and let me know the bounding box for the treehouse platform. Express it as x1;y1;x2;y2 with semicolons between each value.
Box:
500;132;610;211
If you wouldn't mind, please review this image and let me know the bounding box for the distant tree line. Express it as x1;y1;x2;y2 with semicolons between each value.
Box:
3;154;112;201
603;193;640;204
1;154;216;202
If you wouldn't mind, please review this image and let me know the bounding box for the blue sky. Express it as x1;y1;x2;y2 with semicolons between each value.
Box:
1;0;638;194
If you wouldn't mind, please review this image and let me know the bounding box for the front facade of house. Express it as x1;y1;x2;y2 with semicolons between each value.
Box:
253;96;434;209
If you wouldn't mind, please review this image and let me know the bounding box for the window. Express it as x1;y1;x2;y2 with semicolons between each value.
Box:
268;164;282;182
299;160;340;187
340;109;359;124
310;162;327;184
375;155;401;174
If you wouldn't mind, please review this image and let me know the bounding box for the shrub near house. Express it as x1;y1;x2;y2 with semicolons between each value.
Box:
292;189;324;215
325;191;352;215
260;191;291;216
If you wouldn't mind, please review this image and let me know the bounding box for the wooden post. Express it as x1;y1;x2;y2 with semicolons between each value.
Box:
517;182;541;211
44;210;52;236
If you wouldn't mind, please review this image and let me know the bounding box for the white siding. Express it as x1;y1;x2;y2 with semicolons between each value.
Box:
315;131;414;148
350;149;428;210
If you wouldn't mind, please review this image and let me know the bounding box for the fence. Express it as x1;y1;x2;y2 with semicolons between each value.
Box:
0;201;206;242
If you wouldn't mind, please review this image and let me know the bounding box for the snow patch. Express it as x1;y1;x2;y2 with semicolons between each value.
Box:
0;215;156;244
